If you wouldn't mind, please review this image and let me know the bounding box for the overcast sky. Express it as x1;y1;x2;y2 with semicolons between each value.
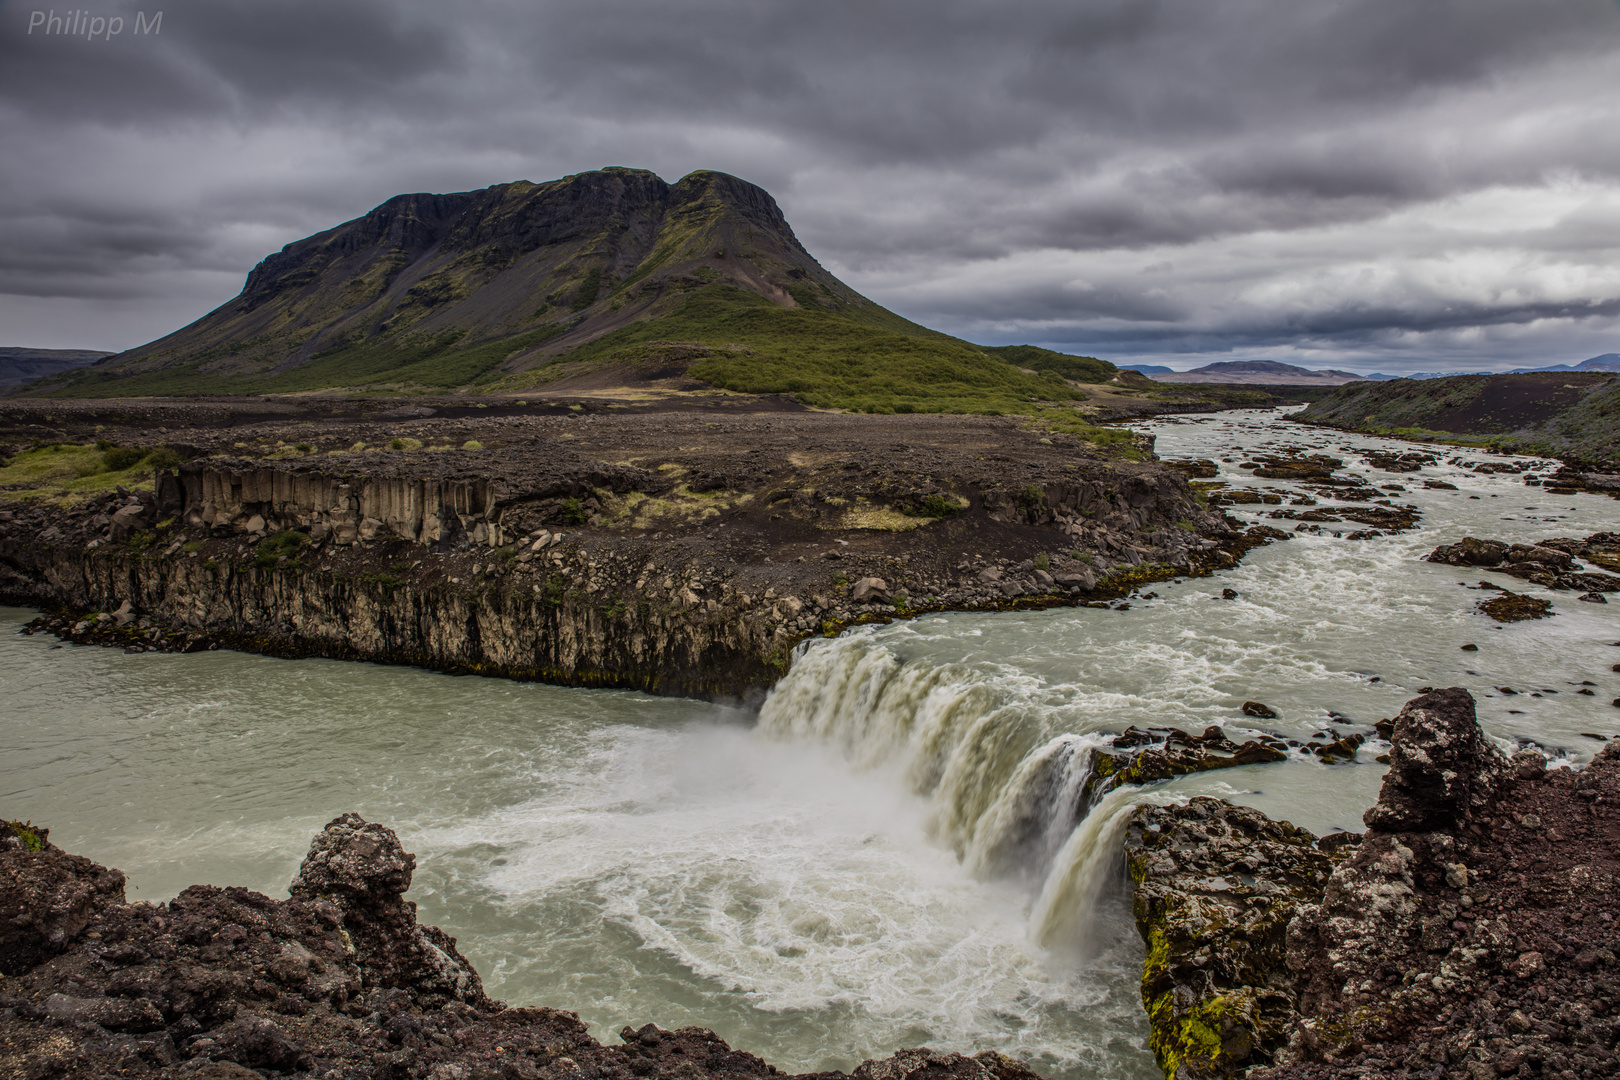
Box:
4;0;1620;373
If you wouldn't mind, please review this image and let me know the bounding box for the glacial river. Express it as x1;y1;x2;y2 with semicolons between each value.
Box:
3;409;1618;1079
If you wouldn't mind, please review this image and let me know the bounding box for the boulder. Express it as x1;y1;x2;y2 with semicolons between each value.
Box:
289;813;488;1008
851;577;890;603
0;821;126;976
1425;537;1508;567
1362;687;1505;832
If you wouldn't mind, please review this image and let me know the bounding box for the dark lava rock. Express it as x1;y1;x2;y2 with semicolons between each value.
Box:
0;819;125;976
288;812;489;1008
1242;701;1279;719
1222;588;1239;599
1124;799;1345;1080
1093;726;1287;788
1129;687;1620;1080
1477;590;1554;622
1427;534;1620;592
1460;642;1478;651
1361;688;1506;832
0;817;1053;1080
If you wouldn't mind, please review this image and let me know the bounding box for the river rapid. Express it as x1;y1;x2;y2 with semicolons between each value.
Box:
3;409;1617;1079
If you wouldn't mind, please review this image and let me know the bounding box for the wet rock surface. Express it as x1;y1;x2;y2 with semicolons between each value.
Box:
1126;688;1620;1080
1426;534;1620;594
0;816;1051;1080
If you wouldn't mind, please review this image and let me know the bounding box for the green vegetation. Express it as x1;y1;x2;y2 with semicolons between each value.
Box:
1032;551;1050;571
1298;373;1620;468
48;323;571;397
982;344;1116;384
525;284;1128;439
255;530;308;568
903;493;964;518
0;443;161;501
559;497;588;525
5;820;43;852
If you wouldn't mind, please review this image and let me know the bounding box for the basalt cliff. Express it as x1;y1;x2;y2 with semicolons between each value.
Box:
0;405;1252;701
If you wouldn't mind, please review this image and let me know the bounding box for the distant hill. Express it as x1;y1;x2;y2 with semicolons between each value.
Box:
1295;371;1620;467
32;168;1117;419
0;347;112;389
1119;363;1174;375
1505;353;1620;375
1144;360;1392;385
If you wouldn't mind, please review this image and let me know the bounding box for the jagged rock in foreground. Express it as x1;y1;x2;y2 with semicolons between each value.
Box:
1127;688;1620;1080
0;816;1048;1080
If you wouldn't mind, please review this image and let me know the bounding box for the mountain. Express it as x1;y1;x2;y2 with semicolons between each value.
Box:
36;168;1117;414
1505;353;1620;375
0;347;112;389
1119;364;1174;375
1144;360;1389;385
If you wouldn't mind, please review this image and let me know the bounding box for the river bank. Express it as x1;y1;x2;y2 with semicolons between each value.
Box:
0;403;1244;700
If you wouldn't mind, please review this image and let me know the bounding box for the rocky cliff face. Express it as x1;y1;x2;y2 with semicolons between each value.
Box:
1125;689;1620;1080
0;411;1243;701
0;816;1049;1080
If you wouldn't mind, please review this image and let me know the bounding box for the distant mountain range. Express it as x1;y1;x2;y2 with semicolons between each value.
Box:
1121;354;1620;383
0;347;113;389
1134;360;1397;385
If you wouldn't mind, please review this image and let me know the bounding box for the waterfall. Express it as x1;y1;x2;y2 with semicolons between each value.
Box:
757;632;1162;950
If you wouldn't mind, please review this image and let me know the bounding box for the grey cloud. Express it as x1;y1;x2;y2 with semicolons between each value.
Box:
2;0;1619;369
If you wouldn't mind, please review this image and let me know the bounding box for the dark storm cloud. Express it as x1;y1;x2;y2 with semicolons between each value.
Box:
2;0;1619;369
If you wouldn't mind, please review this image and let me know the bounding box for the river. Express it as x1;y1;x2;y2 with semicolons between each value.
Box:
2;408;1616;1078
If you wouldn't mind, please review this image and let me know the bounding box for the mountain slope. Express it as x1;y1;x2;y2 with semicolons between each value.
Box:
1295;371;1620;467
0;347;111;389
38;168;1116;416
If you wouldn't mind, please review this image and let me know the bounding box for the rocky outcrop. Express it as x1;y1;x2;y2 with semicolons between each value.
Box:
289;814;489;1009
1426;534;1620;594
1125;800;1345;1079
1126;688;1620;1080
0;817;1051;1080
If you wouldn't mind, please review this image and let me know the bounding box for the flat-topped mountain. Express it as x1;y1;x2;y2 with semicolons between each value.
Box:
38;168;1117;413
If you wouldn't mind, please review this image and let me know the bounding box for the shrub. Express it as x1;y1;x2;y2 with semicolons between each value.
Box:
912;494;961;518
4;820;42;852
1017;485;1046;508
102;446;147;471
145;447;182;470
390;438;407;450
1033;552;1050;571
255;530;308;568
559;497;588;525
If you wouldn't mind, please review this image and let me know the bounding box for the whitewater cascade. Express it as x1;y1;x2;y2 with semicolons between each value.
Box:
756;631;1155;951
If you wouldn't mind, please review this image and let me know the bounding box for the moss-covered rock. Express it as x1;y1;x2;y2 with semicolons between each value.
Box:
1125;798;1348;1079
